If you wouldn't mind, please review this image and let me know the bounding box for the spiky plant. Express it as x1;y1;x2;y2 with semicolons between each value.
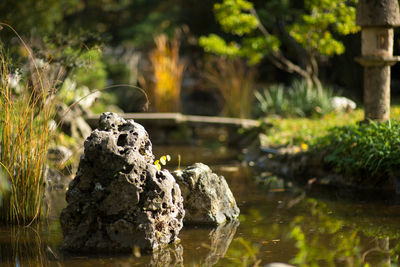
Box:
0;51;57;225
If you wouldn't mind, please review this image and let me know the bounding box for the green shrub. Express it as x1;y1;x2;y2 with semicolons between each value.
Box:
311;120;400;176
255;83;287;116
255;79;335;118
72;48;107;90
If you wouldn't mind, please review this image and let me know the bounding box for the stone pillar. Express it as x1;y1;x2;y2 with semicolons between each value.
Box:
363;66;390;120
356;0;400;121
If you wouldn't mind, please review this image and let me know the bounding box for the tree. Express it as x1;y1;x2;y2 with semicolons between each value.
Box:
0;0;80;38
199;0;360;91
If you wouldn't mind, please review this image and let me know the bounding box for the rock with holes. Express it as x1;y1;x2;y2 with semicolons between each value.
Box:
60;112;184;253
173;163;240;225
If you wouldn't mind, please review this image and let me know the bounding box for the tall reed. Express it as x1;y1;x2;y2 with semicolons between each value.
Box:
149;34;185;112
0;52;57;225
203;57;256;118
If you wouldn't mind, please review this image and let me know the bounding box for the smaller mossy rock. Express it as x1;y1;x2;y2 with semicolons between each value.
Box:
60;112;184;253
173;163;240;225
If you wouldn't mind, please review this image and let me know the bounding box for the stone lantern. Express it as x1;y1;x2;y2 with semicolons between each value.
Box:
356;0;400;121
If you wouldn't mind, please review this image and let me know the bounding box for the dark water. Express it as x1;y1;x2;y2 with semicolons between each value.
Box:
1;146;400;266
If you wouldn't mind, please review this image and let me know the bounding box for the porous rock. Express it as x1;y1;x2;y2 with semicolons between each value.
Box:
173;163;240;225
60;112;184;253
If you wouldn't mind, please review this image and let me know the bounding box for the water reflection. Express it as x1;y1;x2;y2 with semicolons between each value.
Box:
3;164;400;266
202;221;239;266
0;225;62;267
179;220;239;266
227;193;400;267
150;243;183;267
287;199;399;267
0;220;239;266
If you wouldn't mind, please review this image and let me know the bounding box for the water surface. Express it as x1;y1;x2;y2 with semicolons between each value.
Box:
1;146;400;266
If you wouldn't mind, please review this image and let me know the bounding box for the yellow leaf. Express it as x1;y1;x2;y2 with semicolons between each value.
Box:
160;156;167;165
154;160;162;170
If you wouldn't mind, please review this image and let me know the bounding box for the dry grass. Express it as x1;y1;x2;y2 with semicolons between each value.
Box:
203;57;256;118
148;34;185;112
0;50;57;225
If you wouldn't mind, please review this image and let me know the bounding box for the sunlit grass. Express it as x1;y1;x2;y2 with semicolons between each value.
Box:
0;52;56;225
265;105;400;147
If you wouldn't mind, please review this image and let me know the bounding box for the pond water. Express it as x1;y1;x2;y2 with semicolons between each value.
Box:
1;146;400;266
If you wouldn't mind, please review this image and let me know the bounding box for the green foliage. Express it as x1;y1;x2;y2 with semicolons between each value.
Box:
199;0;281;65
255;79;335;118
289;0;359;56
199;34;240;57
0;0;80;37
214;0;257;36
199;34;279;65
200;0;359;65
120;2;181;47
0;0;183;53
239;35;280;65
57;47;107;109
72;48;107;90
255;84;287;116
312;120;400;176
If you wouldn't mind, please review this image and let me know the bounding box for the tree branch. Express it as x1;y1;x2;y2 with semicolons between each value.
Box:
250;7;311;81
250;8;271;38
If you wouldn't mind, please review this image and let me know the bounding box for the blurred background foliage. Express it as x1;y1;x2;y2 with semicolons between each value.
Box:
199;0;360;92
0;0;369;117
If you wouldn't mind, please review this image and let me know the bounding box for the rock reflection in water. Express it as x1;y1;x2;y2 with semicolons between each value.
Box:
57;221;238;266
203;220;240;266
179;220;239;266
149;243;184;267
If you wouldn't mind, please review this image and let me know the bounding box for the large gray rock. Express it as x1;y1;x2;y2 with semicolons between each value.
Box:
60;112;184;253
173;163;239;225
